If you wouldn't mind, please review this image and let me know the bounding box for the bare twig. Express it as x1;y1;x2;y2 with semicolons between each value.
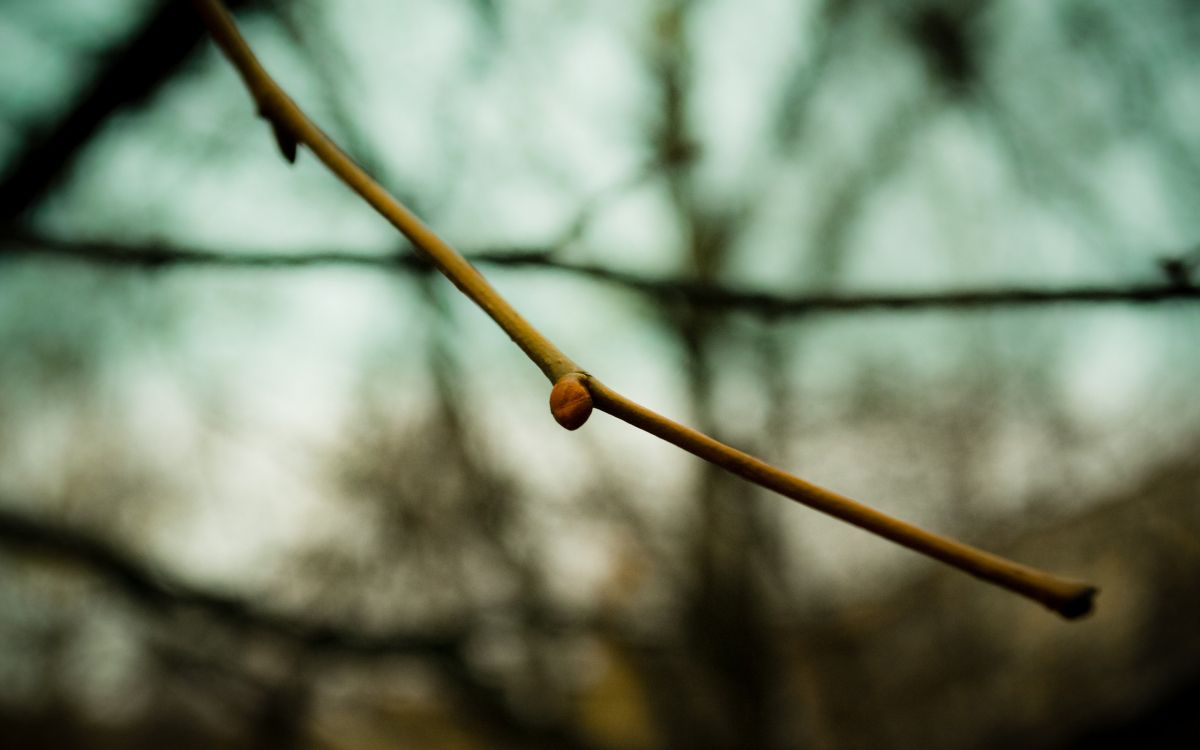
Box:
185;0;1096;617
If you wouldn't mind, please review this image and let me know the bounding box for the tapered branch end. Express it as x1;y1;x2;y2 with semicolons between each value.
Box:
550;373;592;430
1051;584;1098;620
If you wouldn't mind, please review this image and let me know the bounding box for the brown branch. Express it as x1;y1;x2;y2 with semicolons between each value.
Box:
181;0;1096;618
586;380;1095;617
4;231;1196;315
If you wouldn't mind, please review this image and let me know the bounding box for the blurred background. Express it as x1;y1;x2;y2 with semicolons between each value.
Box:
1;0;1198;747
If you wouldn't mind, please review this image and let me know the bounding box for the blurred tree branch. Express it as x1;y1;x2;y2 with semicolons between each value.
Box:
3;230;1197;315
0;0;256;224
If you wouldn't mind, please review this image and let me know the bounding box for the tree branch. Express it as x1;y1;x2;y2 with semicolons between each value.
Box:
3;230;1197;316
176;0;1098;618
0;0;254;223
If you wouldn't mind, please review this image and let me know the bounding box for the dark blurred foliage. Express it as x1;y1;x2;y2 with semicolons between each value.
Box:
1;0;1199;748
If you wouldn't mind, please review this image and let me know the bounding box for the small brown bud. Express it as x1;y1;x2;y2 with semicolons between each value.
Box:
550;373;593;430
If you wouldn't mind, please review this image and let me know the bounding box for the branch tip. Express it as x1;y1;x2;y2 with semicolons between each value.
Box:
1051;584;1098;621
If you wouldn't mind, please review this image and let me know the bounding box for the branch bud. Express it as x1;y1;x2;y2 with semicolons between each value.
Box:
550;373;592;430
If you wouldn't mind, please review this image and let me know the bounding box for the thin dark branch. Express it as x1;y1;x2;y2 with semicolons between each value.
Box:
3;231;1198;316
0;0;255;224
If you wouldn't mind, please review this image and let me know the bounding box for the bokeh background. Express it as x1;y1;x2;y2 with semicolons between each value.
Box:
1;0;1199;748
